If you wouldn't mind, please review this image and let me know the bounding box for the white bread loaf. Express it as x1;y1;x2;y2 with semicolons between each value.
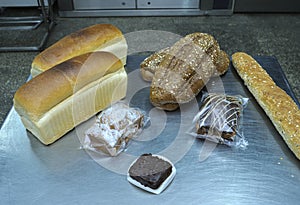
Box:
14;51;127;145
31;24;127;77
232;52;300;159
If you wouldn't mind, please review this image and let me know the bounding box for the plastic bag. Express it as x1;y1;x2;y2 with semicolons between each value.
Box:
190;93;248;148
82;102;149;156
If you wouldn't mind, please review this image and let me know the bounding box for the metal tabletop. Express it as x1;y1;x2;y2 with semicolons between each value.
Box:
1;55;299;205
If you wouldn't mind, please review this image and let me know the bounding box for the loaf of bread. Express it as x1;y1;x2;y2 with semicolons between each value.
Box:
232;52;300;160
147;33;230;111
31;24;127;77
14;51;127;145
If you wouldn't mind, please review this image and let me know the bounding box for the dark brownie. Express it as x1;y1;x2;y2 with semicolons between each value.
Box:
128;154;172;190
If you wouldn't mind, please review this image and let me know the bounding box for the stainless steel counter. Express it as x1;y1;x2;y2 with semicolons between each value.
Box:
0;55;299;204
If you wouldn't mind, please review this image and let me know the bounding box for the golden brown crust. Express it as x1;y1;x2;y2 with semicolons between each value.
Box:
232;52;300;160
14;51;123;121
31;24;125;75
15;68;127;145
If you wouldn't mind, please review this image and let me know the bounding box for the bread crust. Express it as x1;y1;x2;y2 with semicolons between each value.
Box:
31;24;126;76
140;47;170;82
16;68;127;145
232;52;300;160
149;33;229;111
14;51;123;122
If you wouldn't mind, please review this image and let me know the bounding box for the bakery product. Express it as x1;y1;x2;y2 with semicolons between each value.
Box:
193;93;245;141
127;154;176;194
128;154;172;189
14;51;127;145
31;24;127;77
140;33;229;83
146;33;229;111
232;52;300;159
83;102;145;156
140;47;170;82
15;51;127;145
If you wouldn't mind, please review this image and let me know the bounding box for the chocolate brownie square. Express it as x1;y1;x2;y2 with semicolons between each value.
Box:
127;154;176;194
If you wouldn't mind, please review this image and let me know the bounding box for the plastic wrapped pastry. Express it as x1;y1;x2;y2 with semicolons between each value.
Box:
192;93;248;147
83;102;147;156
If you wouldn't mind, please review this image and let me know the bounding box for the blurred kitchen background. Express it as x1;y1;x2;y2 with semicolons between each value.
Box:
0;0;299;127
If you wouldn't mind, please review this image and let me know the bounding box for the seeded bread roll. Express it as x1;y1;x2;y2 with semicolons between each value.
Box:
140;47;170;82
148;33;230;111
31;24;127;77
232;52;300;160
140;33;229;83
14;51;127;145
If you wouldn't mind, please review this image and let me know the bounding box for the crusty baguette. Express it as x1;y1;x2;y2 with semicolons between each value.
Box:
232;52;300;159
14;51;127;145
31;24;127;77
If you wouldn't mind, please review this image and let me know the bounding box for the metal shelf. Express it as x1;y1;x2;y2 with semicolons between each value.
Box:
0;0;55;51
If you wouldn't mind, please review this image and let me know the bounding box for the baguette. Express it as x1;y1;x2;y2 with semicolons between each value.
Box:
14;51;127;145
31;24;127;77
232;52;300;159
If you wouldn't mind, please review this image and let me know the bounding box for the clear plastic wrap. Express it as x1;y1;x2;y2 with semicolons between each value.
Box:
82;102;149;156
190;93;248;148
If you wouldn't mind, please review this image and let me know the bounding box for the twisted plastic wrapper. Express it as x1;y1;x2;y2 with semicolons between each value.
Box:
191;93;249;149
83;102;149;156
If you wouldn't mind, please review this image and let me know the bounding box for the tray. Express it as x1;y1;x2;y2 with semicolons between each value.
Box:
1;55;299;205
